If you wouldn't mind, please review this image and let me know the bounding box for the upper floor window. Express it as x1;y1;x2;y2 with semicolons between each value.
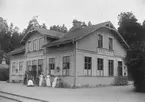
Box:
84;56;92;76
39;37;44;49
33;39;37;51
109;37;113;50
28;41;33;51
98;34;103;48
62;56;70;76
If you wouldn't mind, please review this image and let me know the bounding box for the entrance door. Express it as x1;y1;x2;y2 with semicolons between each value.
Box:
32;60;37;80
118;61;123;76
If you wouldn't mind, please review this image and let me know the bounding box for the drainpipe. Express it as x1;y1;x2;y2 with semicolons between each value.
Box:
73;40;77;88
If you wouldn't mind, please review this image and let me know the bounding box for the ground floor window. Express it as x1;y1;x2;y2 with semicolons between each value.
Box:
118;61;123;76
84;56;92;76
49;58;55;75
19;61;24;74
26;60;31;71
108;60;114;76
62;56;70;76
12;62;18;74
97;58;103;76
38;59;44;75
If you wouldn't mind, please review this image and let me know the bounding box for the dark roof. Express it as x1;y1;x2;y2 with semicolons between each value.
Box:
21;27;65;43
44;21;129;48
8;46;25;56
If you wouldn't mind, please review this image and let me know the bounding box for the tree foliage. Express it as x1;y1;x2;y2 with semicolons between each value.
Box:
50;24;68;33
118;12;145;92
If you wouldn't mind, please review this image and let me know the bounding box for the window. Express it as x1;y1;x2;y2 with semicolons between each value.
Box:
109;37;113;50
33;39;37;51
19;61;24;74
108;60;114;76
62;56;70;76
84;57;92;76
98;34;103;48
38;59;44;75
39;37;44;49
118;61;123;76
28;41;33;51
49;58;55;75
26;60;31;71
12;62;18;74
12;62;16;74
28;41;31;51
97;58;103;76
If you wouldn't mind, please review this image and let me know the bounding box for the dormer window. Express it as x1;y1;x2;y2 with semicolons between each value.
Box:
98;34;103;48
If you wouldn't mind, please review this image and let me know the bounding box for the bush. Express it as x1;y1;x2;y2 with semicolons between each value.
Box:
114;76;128;85
0;68;9;81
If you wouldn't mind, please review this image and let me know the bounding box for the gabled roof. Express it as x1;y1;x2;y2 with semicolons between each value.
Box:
20;27;65;44
8;46;25;56
44;21;129;49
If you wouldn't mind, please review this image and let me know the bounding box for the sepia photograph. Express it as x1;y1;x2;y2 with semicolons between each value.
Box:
0;0;145;101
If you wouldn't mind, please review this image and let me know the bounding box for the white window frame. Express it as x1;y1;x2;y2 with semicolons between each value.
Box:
84;56;92;76
97;58;104;76
98;34;103;48
108;37;113;50
39;37;44;50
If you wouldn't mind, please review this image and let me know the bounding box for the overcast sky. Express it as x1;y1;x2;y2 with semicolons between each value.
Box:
0;0;145;31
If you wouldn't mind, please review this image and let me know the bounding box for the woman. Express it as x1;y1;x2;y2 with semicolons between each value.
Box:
46;74;51;87
27;76;34;87
23;71;28;85
39;73;43;86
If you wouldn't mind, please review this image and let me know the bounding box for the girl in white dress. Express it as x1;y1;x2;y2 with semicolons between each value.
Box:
39;73;43;86
46;74;51;87
52;77;58;88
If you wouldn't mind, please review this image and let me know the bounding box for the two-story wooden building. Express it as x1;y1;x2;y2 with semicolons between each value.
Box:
8;21;129;87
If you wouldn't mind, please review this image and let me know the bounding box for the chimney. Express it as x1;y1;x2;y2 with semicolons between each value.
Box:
73;19;82;28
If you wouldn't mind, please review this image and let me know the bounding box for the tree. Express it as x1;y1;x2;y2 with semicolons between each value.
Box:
50;24;68;33
118;12;144;46
118;12;145;92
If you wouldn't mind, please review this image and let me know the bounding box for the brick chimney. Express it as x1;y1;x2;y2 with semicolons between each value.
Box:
73;19;82;28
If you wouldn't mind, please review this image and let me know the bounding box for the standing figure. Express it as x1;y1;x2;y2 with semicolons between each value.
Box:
52;77;58;88
39;73;43;86
23;71;28;85
46;74;51;87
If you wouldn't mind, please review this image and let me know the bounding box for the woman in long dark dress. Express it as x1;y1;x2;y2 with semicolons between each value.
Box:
23;71;28;85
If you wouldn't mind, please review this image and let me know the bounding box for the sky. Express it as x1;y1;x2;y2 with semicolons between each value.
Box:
0;0;145;31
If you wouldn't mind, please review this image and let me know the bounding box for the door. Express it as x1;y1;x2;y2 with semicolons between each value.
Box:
118;61;123;76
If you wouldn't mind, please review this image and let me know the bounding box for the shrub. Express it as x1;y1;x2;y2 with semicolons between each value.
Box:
114;76;128;85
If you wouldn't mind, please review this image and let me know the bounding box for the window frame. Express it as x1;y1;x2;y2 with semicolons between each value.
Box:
108;60;114;76
97;58;104;76
39;37;44;50
62;56;70;76
109;37;113;50
19;61;24;74
49;58;55;75
33;39;37;51
98;34;103;48
84;56;92;76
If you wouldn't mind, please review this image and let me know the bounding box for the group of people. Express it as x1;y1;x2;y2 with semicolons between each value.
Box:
23;71;59;87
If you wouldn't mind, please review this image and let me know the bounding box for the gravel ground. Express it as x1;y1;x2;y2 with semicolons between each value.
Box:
0;81;145;102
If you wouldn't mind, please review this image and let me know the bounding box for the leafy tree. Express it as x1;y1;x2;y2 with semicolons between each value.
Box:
118;12;144;46
118;12;145;92
50;24;68;33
